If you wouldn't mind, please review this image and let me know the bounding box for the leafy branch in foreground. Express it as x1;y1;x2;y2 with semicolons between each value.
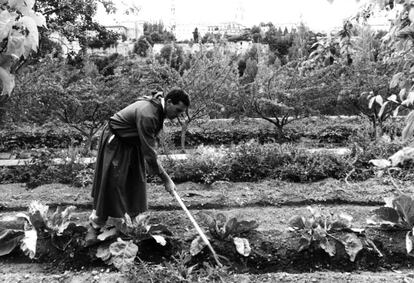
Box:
288;206;380;262
190;212;258;259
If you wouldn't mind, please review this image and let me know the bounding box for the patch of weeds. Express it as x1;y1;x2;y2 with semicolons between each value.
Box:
126;255;230;283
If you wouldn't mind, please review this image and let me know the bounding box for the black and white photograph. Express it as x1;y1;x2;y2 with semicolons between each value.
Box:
1;0;414;282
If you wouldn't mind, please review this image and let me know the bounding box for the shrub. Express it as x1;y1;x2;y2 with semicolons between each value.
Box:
317;125;357;144
166;145;229;184
349;140;404;181
2;139;412;188
1;147;95;189
278;152;350;182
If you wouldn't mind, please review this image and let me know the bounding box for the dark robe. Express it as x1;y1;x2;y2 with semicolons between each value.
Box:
91;97;164;220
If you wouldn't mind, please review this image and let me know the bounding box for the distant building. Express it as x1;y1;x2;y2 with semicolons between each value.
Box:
174;21;247;41
105;25;128;37
208;22;246;36
118;21;145;40
105;21;145;41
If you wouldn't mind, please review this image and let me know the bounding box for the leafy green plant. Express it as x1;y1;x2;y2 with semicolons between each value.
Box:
95;213;173;271
0;201;80;259
367;194;414;256
0;214;35;258
288;206;368;262
190;212;258;258
96;237;139;272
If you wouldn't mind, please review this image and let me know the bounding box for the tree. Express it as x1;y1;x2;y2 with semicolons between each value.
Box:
250;26;262;43
54;60;117;151
9;57;124;151
288;22;317;60
133;36;152;57
193;27;199;43
0;0;46;125
174;47;239;151
263;26;293;65
146;47;239;151
201;32;222;44
0;0;124;125
34;0;120;51
368;0;414;140
143;22;175;44
157;44;185;72
240;45;259;85
244;60;342;137
337;61;397;138
84;24;119;49
92;53;119;76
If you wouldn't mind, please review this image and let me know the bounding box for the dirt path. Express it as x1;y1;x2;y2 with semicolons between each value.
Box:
1;262;414;283
0;178;407;211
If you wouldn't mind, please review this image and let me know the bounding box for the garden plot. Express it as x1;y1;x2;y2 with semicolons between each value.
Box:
2;178;414;282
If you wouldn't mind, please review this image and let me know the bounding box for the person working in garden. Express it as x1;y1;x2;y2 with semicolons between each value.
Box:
86;89;190;245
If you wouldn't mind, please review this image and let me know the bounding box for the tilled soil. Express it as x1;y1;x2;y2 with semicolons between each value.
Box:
1;178;413;282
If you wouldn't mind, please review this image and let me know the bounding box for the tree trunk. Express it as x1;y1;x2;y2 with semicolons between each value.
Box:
84;135;93;155
371;117;377;139
180;121;189;153
0;95;9;128
276;124;284;140
377;120;384;139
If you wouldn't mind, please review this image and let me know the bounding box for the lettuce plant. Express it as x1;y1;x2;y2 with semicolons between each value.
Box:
190;212;258;258
367;194;414;256
0;201;79;259
95;213;173;271
288;206;367;262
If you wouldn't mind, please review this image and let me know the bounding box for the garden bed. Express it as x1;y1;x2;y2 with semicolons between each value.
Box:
1;178;414;278
1;204;414;274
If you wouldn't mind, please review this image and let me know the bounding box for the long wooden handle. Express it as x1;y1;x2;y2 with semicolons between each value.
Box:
171;189;223;267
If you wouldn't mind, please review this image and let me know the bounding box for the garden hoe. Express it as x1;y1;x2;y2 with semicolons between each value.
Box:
171;187;223;267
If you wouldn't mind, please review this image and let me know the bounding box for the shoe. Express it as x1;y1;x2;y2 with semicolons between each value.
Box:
85;225;100;247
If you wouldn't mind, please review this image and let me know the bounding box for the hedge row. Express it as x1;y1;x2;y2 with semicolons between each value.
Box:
0;140;409;188
1;117;381;152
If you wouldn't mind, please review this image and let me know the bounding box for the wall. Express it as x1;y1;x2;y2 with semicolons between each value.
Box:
88;41;270;57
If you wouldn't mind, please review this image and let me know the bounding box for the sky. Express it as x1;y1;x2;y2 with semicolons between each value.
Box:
95;0;374;32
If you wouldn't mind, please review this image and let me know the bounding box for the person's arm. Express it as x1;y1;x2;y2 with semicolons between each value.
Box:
136;114;175;194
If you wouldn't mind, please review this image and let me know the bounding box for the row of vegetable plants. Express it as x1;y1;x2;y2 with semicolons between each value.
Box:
2;193;414;273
